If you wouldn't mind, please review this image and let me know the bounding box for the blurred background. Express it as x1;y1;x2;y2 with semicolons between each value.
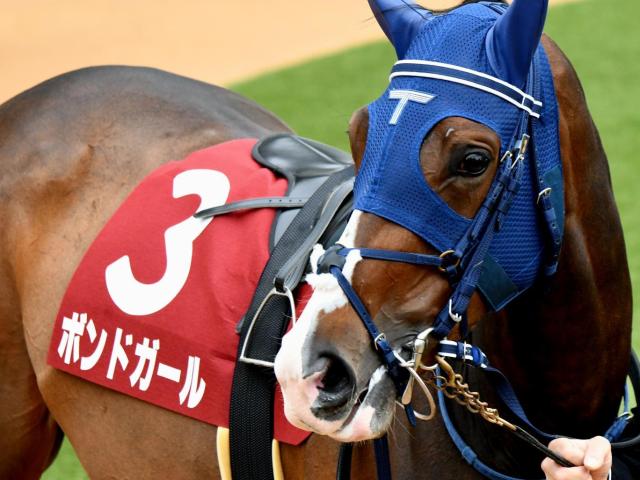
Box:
2;0;636;478
1;0;580;104
0;0;445;104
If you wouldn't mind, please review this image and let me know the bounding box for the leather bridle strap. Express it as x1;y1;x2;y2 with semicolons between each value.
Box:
336;443;353;480
336;439;393;480
318;247;448;389
331;265;416;425
611;351;640;449
195;196;308;218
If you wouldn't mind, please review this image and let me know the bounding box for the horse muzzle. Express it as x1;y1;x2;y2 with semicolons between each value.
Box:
275;316;395;442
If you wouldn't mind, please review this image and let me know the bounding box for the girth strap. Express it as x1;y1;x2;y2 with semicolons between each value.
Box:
336;443;353;480
229;167;354;480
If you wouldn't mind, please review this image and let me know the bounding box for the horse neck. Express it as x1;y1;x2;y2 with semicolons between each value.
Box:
460;187;632;473
479;191;632;434
433;40;633;476
481;39;633;436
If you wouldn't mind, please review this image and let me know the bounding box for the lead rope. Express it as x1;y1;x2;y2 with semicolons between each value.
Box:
338;347;574;480
429;356;574;468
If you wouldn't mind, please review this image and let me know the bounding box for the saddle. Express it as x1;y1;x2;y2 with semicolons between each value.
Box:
254;133;355;248
199;133;355;480
197;133;354;250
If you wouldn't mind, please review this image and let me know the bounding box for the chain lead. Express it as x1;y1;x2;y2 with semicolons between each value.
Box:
419;356;518;431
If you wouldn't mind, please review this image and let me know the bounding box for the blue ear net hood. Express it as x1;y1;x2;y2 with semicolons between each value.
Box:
356;1;563;311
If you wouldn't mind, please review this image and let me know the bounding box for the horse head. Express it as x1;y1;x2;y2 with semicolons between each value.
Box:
275;0;575;443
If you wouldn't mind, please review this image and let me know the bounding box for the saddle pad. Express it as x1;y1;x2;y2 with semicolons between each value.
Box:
47;138;312;445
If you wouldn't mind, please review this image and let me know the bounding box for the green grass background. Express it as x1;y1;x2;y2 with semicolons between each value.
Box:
42;0;639;477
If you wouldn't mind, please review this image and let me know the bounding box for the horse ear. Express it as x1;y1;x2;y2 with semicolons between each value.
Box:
368;0;432;59
486;0;549;87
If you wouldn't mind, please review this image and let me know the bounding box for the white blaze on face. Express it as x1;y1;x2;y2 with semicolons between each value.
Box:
274;210;364;431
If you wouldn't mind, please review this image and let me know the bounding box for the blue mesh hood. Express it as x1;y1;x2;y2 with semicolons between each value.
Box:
354;3;562;305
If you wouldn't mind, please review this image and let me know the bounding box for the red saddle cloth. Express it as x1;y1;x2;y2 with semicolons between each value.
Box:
47;139;311;445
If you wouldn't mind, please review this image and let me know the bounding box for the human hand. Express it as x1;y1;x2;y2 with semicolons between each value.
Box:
541;436;611;480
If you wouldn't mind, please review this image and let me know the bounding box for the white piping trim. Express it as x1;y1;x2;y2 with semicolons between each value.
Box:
438;340;488;368
389;71;541;118
395;60;543;106
438;351;488;369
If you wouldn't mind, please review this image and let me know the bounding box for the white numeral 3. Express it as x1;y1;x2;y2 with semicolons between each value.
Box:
106;169;230;316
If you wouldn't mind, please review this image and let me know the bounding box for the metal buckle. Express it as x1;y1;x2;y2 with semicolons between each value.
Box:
401;327;435;405
438;249;461;273
537;187;552;204
516;134;530;158
373;333;386;351
508;152;523;170
508;134;530;170
238;287;297;368
622;411;635;421
499;150;513;164
448;299;463;323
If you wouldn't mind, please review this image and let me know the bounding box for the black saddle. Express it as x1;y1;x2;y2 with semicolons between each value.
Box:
254;133;354;247
197;133;354;249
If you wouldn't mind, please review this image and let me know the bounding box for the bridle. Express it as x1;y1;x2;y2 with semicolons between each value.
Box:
315;126;585;472
316;141;640;478
321;224;638;478
317;82;534;411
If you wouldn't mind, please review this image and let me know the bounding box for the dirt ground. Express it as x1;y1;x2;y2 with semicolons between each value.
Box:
1;0;578;105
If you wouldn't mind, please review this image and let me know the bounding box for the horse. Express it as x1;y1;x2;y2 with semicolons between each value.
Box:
274;0;634;478
0;2;632;480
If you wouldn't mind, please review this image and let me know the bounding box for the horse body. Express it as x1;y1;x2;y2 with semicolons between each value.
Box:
0;65;393;480
0;66;295;479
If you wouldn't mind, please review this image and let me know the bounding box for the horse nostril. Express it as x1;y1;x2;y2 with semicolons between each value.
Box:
312;354;355;419
321;354;352;395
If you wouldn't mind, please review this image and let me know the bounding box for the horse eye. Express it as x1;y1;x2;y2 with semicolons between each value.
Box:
455;151;490;177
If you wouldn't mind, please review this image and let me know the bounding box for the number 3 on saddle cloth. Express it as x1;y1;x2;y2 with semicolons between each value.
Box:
47;135;353;449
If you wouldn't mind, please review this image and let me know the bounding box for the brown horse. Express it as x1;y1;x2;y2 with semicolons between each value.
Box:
0;3;632;480
275;0;633;479
0;66;354;479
